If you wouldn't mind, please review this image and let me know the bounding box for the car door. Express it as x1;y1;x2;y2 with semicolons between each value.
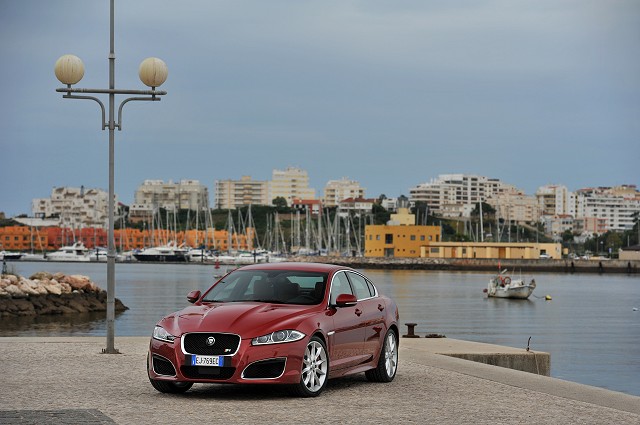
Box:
346;271;386;358
327;271;368;370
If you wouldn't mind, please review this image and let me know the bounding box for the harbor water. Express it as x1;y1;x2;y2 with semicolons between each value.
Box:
2;261;639;396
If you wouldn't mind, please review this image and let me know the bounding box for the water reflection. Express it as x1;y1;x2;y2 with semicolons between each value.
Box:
0;310;126;336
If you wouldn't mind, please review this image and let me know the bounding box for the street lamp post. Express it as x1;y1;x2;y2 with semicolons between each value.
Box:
55;0;167;354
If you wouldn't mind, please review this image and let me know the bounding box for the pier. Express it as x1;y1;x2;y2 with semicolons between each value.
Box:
0;336;638;424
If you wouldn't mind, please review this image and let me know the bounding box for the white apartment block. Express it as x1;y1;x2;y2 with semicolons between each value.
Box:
409;174;522;219
270;166;315;206
32;186;112;229
574;186;640;233
535;185;575;217
535;185;640;234
134;179;209;211
214;176;269;210
323;177;365;207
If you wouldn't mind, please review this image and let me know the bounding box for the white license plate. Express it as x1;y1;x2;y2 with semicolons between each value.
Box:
191;355;223;366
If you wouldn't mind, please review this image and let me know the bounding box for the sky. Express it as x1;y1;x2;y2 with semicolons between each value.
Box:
1;0;639;216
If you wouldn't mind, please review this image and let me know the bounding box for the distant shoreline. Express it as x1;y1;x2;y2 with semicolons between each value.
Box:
288;256;640;274
5;257;639;274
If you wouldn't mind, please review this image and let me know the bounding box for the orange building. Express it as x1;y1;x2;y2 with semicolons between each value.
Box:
0;225;257;253
0;226;47;251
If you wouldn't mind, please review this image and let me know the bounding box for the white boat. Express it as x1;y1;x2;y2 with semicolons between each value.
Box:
46;242;90;262
133;242;189;262
88;247;108;262
0;251;24;261
186;248;215;263
485;269;536;299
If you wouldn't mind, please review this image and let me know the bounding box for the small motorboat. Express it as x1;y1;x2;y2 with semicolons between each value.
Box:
484;269;536;299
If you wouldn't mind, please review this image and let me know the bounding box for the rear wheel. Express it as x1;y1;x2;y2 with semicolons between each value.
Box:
289;336;329;397
366;329;398;382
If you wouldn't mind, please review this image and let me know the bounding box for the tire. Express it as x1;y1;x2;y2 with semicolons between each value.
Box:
289;336;329;397
365;329;398;383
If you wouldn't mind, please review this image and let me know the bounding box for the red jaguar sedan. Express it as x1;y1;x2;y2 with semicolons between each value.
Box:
147;262;399;397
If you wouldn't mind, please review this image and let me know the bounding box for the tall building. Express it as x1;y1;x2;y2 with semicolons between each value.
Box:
409;174;521;218
535;185;574;217
574;186;640;233
32;186;112;229
486;190;540;224
134;179;209;211
214;176;269;210
270;166;315;206
323;178;365;207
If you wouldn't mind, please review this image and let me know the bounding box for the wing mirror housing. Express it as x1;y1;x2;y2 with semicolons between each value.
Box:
334;293;358;307
187;290;201;304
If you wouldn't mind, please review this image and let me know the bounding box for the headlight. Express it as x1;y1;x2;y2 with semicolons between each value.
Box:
251;330;305;345
153;326;176;343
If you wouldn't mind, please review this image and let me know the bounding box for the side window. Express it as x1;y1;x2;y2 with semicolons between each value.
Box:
330;272;353;304
347;272;373;300
366;281;377;297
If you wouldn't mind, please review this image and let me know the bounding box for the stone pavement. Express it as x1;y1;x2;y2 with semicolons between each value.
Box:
0;337;638;425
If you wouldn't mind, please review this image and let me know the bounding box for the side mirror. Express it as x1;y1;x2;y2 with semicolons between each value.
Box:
187;290;201;304
334;293;357;307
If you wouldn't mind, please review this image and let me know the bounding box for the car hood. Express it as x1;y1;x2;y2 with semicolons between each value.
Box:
160;302;319;338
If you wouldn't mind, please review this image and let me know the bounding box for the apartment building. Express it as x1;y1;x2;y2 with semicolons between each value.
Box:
486;190;540;224
409;174;521;219
31;186;112;229
574;186;640;233
134;179;209;211
323;178;365;207
535;184;640;234
270;167;315;206
214;176;269;210
535;185;575;216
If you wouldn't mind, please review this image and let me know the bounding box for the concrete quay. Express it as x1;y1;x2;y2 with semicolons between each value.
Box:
289;256;640;274
1;337;639;424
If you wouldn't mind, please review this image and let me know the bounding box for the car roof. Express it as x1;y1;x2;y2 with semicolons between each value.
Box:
235;262;354;274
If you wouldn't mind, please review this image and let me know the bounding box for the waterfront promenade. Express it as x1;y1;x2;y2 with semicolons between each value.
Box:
1;337;638;424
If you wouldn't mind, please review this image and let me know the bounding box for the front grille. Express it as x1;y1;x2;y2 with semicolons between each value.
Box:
183;333;241;355
242;358;286;379
152;355;176;376
181;366;236;380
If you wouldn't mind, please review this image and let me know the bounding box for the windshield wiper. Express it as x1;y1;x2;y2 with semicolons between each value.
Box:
250;299;287;304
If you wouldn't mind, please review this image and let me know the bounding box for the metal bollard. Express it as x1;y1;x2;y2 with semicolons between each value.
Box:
403;322;420;338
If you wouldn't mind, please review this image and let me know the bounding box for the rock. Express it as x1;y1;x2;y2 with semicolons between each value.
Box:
30;271;53;280
44;282;62;295
0;272;128;317
4;284;26;298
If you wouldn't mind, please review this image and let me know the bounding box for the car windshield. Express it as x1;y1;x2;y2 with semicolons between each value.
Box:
202;270;328;305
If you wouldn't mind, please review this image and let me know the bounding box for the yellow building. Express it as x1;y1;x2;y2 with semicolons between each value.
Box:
364;208;441;258
420;241;561;260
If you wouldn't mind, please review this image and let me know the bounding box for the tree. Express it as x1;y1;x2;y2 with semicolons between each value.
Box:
272;197;289;212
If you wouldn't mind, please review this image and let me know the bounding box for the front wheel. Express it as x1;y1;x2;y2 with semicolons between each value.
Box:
289;336;329;397
365;329;398;382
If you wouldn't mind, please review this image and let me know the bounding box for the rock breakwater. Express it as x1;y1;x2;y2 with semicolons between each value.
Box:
0;272;128;317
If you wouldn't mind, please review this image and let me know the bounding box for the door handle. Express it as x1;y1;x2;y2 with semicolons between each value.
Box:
354;308;362;316
378;304;384;311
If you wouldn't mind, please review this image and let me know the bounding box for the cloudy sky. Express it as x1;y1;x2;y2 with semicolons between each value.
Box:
1;0;638;216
